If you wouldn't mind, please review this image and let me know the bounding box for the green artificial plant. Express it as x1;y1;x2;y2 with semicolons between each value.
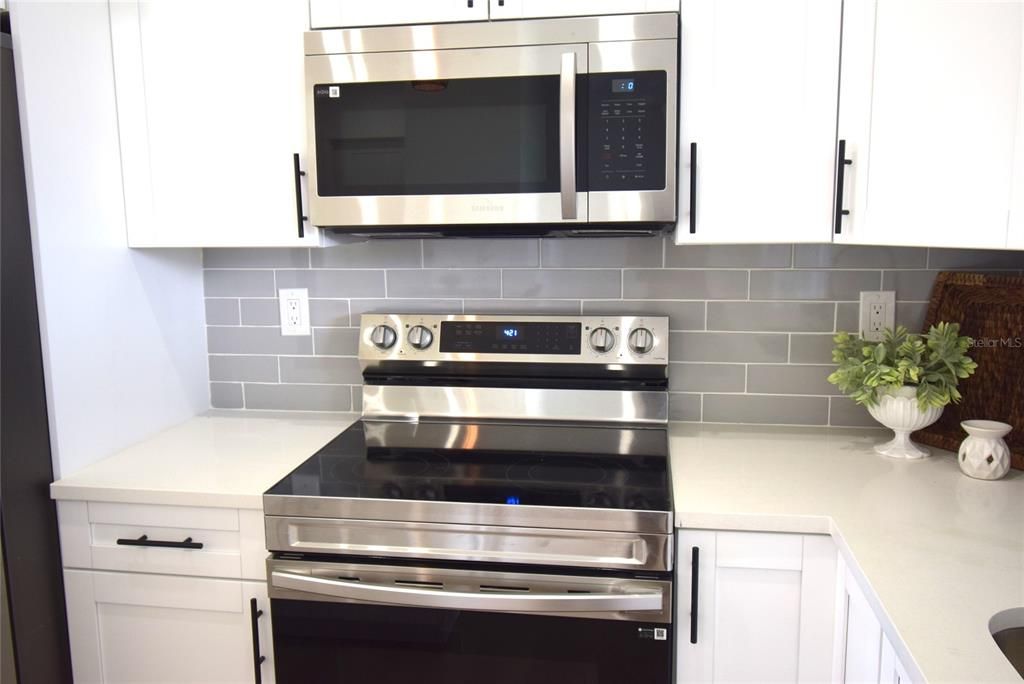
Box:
827;322;978;411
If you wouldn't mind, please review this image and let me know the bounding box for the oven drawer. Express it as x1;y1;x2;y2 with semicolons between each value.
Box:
58;501;255;579
265;516;672;572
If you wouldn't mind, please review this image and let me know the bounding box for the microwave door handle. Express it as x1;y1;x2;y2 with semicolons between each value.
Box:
559;51;577;220
271;571;661;614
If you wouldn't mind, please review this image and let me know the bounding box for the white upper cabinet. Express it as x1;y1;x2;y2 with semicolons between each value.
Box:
310;0;487;29
111;0;318;247
675;0;841;245
837;0;1023;248
490;0;678;21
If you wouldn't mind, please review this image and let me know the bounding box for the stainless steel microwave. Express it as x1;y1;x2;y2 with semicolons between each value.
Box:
303;13;678;235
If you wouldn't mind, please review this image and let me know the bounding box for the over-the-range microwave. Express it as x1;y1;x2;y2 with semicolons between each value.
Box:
303;13;678;236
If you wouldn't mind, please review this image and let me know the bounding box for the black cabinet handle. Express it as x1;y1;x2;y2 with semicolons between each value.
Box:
689;546;699;644
688;142;698;234
116;534;203;550
467;0;473;6
834;139;852;234
250;598;266;684
293;152;308;239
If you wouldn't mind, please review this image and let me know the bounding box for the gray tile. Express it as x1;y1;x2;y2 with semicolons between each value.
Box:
203;270;275;297
210;382;243;409
749;270;880;301
794;245;927;269
240;299;279;326
668;363;745;392
789;334;836;364
669;393;701;421
350;299;462;316
276;270;385;298
928;248;1024;269
313;328;360;356
670;332;788;363
311;240;422;268
203;248;308;269
665;244;792;268
463;299;581;314
897;302;929;333
541;237;662;267
882;270;937;301
310;300;351;327
707;302;835;332
623;270;748;300
502;270;621;299
703;394;829;425
389;270;500;298
746;364;840;396
279;356;362;384
829;397;878;427
205;299;239;325
209;355;278;383
423;239;539;267
582;300;705;330
207;326;312;355
836;303;858;333
244;383;352;411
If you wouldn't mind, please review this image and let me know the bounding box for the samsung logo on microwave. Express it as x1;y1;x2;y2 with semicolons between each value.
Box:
471;202;505;213
314;85;341;98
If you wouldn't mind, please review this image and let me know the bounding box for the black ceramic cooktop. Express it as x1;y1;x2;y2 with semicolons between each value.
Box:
266;420;670;512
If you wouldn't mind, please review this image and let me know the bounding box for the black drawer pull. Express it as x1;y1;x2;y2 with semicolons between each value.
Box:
834;139;852;234
690;546;700;644
293;152;307;238
115;534;203;550
250;597;266;684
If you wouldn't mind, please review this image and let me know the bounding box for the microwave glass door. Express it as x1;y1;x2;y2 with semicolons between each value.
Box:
305;44;589;227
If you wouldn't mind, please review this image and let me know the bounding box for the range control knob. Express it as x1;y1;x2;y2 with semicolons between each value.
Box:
628;328;655;354
588;327;615;353
407;325;433;350
369;324;397;350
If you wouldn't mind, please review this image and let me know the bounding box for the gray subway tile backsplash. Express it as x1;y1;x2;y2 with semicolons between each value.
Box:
201;239;975;425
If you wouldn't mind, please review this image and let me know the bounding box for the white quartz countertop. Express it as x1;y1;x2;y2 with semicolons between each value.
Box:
670;423;1024;684
50;411;359;509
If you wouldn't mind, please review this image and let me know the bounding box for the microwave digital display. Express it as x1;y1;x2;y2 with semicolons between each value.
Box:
611;78;637;93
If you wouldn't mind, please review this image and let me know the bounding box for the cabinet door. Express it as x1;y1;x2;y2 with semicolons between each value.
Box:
310;0;488;29
675;0;841;245
489;0;678;21
841;568;883;684
879;634;915;684
677;530;837;683
64;569;273;683
110;0;317;247
837;0;1022;248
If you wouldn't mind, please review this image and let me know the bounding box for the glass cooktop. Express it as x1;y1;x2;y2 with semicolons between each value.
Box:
266;420;670;512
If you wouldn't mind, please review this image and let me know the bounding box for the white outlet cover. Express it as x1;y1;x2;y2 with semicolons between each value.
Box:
859;291;895;342
278;288;310;336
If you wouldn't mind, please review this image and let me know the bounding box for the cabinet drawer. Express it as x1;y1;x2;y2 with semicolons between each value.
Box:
59;501;250;579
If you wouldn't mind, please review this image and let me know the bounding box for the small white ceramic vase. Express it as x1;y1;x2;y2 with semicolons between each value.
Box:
866;386;944;459
958;420;1013;480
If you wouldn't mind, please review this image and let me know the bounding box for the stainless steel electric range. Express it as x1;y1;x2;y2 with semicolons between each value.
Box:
264;314;674;684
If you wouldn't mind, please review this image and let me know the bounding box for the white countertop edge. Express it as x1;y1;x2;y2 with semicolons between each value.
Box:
49;483;266;510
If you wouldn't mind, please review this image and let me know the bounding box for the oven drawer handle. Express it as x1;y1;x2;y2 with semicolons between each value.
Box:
559;51;577;220
271;571;662;613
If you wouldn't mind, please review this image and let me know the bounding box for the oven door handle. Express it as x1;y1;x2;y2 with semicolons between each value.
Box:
559;51;577;220
271;571;662;613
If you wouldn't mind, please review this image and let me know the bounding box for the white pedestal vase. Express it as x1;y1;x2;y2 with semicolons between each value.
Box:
865;386;944;459
958;420;1013;480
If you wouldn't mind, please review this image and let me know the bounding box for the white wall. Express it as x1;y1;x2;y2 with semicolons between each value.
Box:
9;1;208;478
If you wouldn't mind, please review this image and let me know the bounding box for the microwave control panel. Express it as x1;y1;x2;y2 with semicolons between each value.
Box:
587;71;667;192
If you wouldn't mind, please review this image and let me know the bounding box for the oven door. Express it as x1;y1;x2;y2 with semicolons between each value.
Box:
268;559;673;684
305;44;589;229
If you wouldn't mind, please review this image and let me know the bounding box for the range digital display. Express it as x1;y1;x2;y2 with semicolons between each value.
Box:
440;321;582;355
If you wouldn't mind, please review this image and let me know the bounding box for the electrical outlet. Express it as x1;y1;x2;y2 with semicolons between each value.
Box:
278;288;310;336
859;291;895;342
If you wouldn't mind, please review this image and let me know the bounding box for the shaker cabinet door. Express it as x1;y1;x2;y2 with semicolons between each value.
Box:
489;0;678;21
110;0;317;247
675;0;841;245
310;0;488;29
836;0;1022;248
64;569;274;684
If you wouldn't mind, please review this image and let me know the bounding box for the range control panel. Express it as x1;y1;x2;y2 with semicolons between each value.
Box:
587;71;667;192
358;314;669;365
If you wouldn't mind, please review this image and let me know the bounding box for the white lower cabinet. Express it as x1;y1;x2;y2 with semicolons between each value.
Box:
676;530;838;683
